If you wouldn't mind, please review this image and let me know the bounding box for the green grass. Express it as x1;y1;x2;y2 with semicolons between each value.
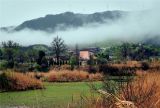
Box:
0;82;102;108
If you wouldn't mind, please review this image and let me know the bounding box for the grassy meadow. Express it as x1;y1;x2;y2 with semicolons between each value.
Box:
0;61;160;108
0;82;102;108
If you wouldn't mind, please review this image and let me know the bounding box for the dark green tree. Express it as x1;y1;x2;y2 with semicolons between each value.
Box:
96;52;109;65
37;50;48;71
15;50;27;63
120;43;131;60
75;44;79;67
2;41;20;68
69;56;76;70
26;49;38;63
37;50;45;65
0;49;2;60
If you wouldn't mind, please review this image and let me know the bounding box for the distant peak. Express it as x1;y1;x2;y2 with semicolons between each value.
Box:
1;10;126;32
63;11;74;14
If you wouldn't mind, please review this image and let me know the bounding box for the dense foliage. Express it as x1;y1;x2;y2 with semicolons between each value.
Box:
105;43;160;61
0;40;160;72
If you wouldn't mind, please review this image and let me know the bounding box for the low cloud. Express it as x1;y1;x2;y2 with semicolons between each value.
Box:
0;5;160;46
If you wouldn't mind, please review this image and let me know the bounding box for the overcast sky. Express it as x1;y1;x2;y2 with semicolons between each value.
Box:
0;0;159;27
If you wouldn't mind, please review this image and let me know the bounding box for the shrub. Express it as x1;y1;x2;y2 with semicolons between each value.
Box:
89;73;103;81
34;72;44;79
0;71;43;91
98;71;160;108
99;64;119;75
7;60;14;68
102;80;119;95
0;60;8;70
99;64;136;76
76;72;160;108
33;63;41;71
13;63;30;72
141;61;150;70
48;71;89;82
121;72;160;108
88;66;98;73
46;70;103;82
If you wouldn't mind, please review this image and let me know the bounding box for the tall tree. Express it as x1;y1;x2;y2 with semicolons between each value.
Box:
1;40;20;68
75;44;79;67
0;49;2;60
37;50;45;65
2;40;19;60
37;50;48;71
26;49;38;63
51;36;66;65
120;43;131;60
96;52;109;65
15;50;27;63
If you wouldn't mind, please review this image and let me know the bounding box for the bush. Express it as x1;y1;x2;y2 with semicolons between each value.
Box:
33;63;49;72
48;71;89;82
77;72;160;108
88;66;98;73
7;60;14;68
0;60;8;70
0;71;43;91
46;70;103;82
89;73;103;81
99;64;119;75
14;63;30;72
121;72;160;108
141;61;150;70
103;80;119;95
99;64;136;76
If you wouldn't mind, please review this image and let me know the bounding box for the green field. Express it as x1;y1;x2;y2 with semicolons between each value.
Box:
0;82;101;108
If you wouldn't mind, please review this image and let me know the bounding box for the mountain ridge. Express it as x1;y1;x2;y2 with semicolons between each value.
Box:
1;10;127;32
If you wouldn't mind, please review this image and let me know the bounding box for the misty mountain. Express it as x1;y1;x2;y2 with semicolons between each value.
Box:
19;44;50;51
143;36;160;46
19;44;51;55
27;44;51;51
1;11;127;32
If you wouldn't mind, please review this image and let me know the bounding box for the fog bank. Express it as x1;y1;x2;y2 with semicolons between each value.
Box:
0;6;160;46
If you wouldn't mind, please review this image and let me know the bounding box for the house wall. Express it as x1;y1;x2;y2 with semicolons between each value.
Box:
79;51;90;60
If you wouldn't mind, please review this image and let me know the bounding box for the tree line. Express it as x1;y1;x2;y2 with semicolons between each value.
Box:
0;37;160;71
0;36;67;71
